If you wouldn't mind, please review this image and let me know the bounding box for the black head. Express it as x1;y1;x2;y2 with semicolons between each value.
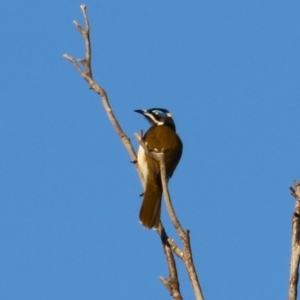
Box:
134;108;176;131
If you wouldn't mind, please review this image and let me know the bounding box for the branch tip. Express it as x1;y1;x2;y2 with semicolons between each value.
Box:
63;54;73;62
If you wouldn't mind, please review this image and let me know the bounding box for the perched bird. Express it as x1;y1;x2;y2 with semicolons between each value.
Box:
134;108;183;229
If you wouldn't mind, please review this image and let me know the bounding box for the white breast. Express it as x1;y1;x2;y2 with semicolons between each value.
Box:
137;145;148;184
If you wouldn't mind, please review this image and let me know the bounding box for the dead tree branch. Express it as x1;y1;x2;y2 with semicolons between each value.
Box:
289;181;300;300
64;5;203;300
63;5;143;183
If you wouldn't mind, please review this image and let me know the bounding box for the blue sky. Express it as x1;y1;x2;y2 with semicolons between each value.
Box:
1;1;300;299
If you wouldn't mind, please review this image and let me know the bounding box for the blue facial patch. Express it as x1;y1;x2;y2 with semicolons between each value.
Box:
152;109;166;118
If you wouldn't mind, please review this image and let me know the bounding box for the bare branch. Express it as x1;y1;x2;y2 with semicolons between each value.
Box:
289;180;300;300
63;6;143;183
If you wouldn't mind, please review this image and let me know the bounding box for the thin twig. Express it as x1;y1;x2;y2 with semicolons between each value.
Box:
167;237;184;259
289;181;300;300
158;224;182;299
63;5;143;183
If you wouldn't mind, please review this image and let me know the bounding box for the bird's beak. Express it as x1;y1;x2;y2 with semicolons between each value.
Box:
134;109;146;115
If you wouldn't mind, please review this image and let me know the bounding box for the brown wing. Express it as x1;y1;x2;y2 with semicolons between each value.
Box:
143;125;183;182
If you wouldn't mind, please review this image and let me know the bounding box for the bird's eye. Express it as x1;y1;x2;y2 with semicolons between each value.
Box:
153;110;165;117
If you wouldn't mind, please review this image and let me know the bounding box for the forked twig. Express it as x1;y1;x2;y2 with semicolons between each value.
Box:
63;5;143;183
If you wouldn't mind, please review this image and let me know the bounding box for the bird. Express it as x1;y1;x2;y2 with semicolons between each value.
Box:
134;108;183;229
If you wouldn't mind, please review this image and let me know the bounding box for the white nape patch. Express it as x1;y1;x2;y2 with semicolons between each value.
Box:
137;145;148;184
166;112;172;117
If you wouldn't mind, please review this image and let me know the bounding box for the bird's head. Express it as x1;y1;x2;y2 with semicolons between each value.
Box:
134;108;176;131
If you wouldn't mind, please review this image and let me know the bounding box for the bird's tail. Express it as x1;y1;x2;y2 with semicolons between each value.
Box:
139;179;162;229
